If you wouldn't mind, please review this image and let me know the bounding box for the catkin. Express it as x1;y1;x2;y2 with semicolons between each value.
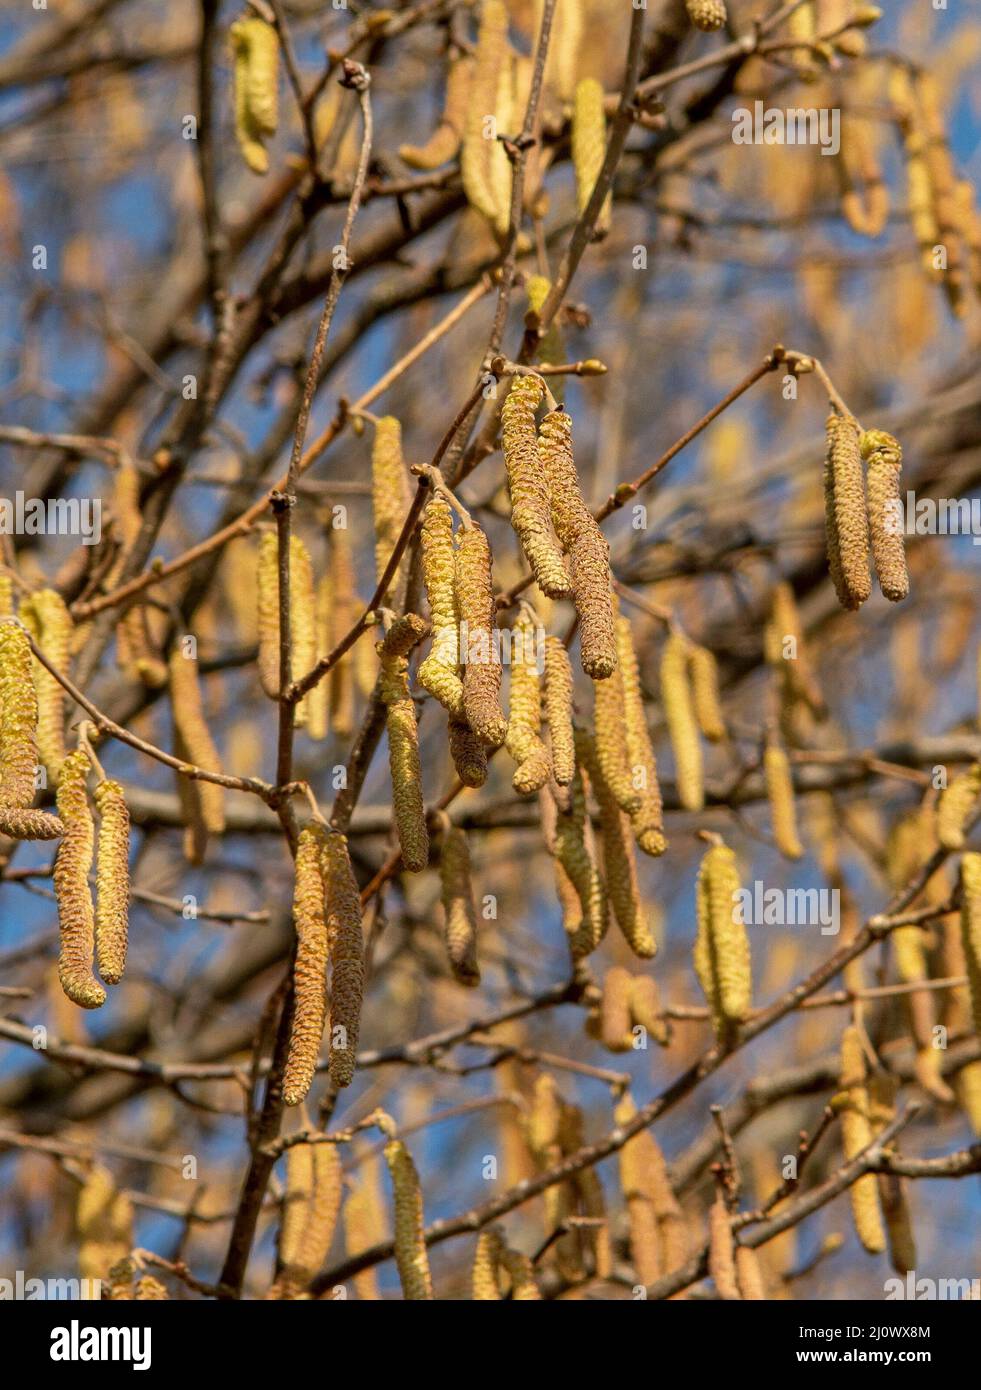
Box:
399;52;472;169
764;738;804;860
456;522;508;747
461;0;511;235
868;1073;917;1276
283;825;329;1107
708;1197;740;1300
506;608;551;794
0;619;39;809
379;626;430;872
571;78;611;236
839;1024;887;1254
593;663;640;814
688;643;726;743
936;762;981;850
630;974;669;1046
343;1159;385;1300
600;965;633;1051
959;852;981;1036
418;496;465;719
694;842;750;1038
256;530;280;698
472;1227;504;1299
170;647;225;845
686;0;727;31
579;728;656;958
276;1141;343;1295
230;16;279;174
824;413;871;610
323;832;364;1088
661;632;703;813
55;748;105;1010
384;1139;434;1300
290;536;316;728
22;589;71;783
0;806;63;839
615;1095;661;1287
765;581;823;716
448;717;488;788
439;824;480;987
502;378;570;599
861;429;909;602
93;779;129;986
77;1164;133;1283
615;615;666;856
543;636;575;786
735;1244;767;1301
539;408;616;679
372;416;412;606
553;764;609;959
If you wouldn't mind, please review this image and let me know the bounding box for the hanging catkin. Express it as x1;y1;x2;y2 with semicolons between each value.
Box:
688;643;726;743
936;762;981;850
824;413;871;610
735;1244;767;1301
456;521;508;747
472;1227;504;1299
399;51;472;169
448;718;488;788
275;1141;343;1296
838;1024;887;1254
0;805;63;839
708;1197;740;1300
661;632;704;813
614;1094;661;1287
959;852;981;1035
765;580;824;716
22;589;71;784
379;616;429;872
0;619;39;809
868;1073;917;1276
290;535;316;729
418;495;465;719
283;824;329;1107
323;831;364;1088
77;1164;133;1283
630;973;668;1046
615;614;666;856
593;662;640;815
502;376;570;599
543;636;575;786
230;15;279;174
384;1139;434;1300
93;779;129;986
505;608;551;794
461;0;512;235
861;429;909;602
372;417;412;606
539;407;617;679
55;748;105;1010
256;530;280;698
552;764;609;959
343;1158;385;1301
600;965;633;1051
686;0;727;31
571;78;611;236
764;736;804;860
694;841;750;1038
439;824;480;986
170;647;225;840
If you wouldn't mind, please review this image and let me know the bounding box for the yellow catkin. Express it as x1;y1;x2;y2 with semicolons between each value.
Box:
290;535;316;729
472;1227;504;1299
343;1158;385;1300
838;117;889;238
593;663;640;814
600;965;633;1051
686;0;727;31
959;852;981;1035
276;1143;313;1294
765;580;823;716
283;824;329;1107
372;416;412;605
55;748;105;1010
275;1140;342;1295
22;589;71;784
384;1139;434;1300
708;1197;740;1300
323;832;364;1088
297;1143;343;1293
937;762;981;850
307;569;331;742
688;643;726;743
553;764;609;959
170;647;225;841
694;842;750;1037
0;619;39;809
735;1243;767;1300
839;1025;887;1254
0;574;14;617
629;974;669;1046
868;1073;917;1276
615;615;666;856
93;779;129;986
325;529;358;738
256;530;281;698
615;1094;662;1288
399;52;472;169
539;408;616;679
439;824;480;987
543;636;575;786
77;1164;133;1283
230;16;279;174
661;632;703;813
579;728;656;958
506;608;551;794
449;718;487;790
571;78;610;235
861;429;909;602
0;805;63;838
418;495;465;719
824;413;871;610
461;0;511;233
502;376;569;598
379;619;430;872
525;274;565;390
456;521;508;747
764;738;804;860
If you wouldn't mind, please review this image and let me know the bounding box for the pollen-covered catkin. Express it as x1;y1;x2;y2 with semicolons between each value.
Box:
383;1139;434;1300
615;615;666;856
764;737;804;860
372;417;412;606
77;1164;133;1282
502;376;570;599
686;0;727;31
256;530;281;698
579;728;656;958
0;806;63;838
289;535;316;729
448;718;488;788
592;663;640;814
399;52;472;169
825;413;871;610
275;1141;343;1295
571;78;611;236
93;779;129;986
472;1227;504;1299
694;842;750;1037
839;1024;887;1254
169;647;225;837
861;429;909;602
283;824;329;1107
418;495;465;718
600;966;633;1051
543;636;575;786
439;824;480;987
959;852;981;1035
323;832;364;1088
379;623;429;873
55;748;105;1010
630;974;669;1046
343;1159;385;1301
456;521;508;747
661;632;703;813
552;764;609;959
0;619;39;809
708;1197;740;1300
506;609;551;794
735;1244;767;1301
688;643;726;743
230;16;279;174
539;408;616;679
868;1073;917;1276
937;762;981;850
22;589;71;783
461;0;511;234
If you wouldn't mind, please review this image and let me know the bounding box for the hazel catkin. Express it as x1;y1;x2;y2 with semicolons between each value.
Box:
418;495;465;719
505;608;551;794
384;1139;434;1300
502;376;570;600
372;416;412;606
283;824;329;1107
256;530;281;699
22;589;71;784
0;619;39;810
379;620;430;872
824;413;871;610
615;614;666;856
600;965;633;1052
439;824;480;987
93;779;130;986
861;429;909;602
688;643;726;743
456;521;508;747
959;852;981;1036
936;762;981;851
460;0;512;236
55;748;105;1010
764;737;804;860
323;831;364;1088
543;635;575;786
170;646;225;848
661;632;703;813
579;728;656;959
571;78;610;236
839;1024;887;1254
230;15;279;175
448;717;488;788
399;52;472;169
708;1197;740;1300
686;0;727;32
694;841;750;1038
552;764;609;959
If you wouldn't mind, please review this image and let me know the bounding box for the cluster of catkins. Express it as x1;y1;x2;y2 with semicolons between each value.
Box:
823;414;909;610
